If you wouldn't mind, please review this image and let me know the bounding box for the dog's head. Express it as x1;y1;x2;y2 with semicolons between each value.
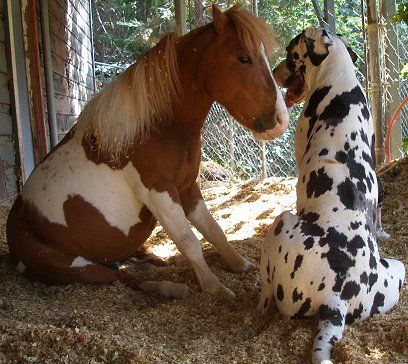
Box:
273;28;357;107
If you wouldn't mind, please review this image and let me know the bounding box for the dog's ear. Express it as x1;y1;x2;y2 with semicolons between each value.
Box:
337;34;358;63
303;28;333;66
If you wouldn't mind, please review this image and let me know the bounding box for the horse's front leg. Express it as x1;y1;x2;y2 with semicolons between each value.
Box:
144;184;236;299
180;182;254;273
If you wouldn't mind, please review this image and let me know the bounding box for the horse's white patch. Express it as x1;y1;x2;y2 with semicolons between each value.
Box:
21;133;144;236
16;261;26;273
70;256;93;268
260;45;289;127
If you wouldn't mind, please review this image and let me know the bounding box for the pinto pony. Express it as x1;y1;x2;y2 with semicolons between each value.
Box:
7;5;289;299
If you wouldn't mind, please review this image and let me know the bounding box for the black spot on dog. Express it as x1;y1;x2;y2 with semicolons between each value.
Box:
340;281;361;300
318;282;325;291
328;335;338;346
362;151;375;169
369;253;377;269
322;247;355;292
350;221;361;230
370;292;385;316
384;279;388;287
274;220;284;236
360;271;368;285
351;132;357;140
333;207;338;212
335;151;348;163
278;245;282;253
380;258;389;268
319;148;329;156
319;227;348;249
320;86;366;124
291;255;304;278
348;235;365;256
337;178;366;210
368;273;378;291
292;287;303;303
284;252;288;263
293;297;312;319
319;305;343;326
345;303;363;324
303;237;314;250
307;168;333;199
266;261;270;274
277;284;285;301
359;128;369;146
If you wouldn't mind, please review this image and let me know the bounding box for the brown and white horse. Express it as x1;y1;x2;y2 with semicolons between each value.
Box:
7;5;289;299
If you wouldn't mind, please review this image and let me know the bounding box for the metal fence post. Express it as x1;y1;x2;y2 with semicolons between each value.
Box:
367;0;385;164
381;0;402;160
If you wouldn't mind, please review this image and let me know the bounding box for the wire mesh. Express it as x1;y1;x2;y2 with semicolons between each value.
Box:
93;0;408;181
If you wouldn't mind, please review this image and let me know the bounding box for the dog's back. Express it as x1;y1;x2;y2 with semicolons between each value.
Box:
259;29;405;364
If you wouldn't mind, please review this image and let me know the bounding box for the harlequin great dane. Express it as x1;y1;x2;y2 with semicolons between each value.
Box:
258;28;405;364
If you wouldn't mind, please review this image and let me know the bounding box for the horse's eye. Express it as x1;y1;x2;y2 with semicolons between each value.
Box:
238;56;251;64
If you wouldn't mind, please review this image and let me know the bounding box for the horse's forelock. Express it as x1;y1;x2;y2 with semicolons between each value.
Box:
225;6;279;59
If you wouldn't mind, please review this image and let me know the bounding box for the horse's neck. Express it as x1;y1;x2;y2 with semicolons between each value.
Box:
172;27;215;134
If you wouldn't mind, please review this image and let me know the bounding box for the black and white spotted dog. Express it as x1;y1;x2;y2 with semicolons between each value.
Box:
258;28;405;364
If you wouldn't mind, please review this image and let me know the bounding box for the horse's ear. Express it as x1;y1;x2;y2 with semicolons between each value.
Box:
212;5;228;33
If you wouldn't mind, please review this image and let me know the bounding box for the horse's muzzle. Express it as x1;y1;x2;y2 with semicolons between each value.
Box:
252;111;289;140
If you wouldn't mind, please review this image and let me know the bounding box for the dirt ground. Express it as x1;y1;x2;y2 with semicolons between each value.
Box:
0;158;407;363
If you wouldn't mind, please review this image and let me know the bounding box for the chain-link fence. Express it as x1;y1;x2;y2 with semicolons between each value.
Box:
190;0;408;181
94;0;408;181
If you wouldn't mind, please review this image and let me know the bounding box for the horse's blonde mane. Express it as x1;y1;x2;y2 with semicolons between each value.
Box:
225;4;278;58
77;5;277;162
77;32;180;161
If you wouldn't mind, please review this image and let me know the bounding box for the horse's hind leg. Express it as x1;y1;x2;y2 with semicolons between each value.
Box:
312;301;348;364
181;182;253;273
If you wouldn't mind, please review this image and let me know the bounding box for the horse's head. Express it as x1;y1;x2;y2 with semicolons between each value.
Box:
199;5;289;140
273;28;358;107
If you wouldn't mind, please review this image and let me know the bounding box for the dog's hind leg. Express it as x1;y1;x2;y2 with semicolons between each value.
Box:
312;300;348;364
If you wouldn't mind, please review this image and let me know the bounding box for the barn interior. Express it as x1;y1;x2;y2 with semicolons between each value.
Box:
0;0;407;362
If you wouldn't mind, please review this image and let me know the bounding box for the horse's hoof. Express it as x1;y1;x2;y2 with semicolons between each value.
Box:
140;280;189;299
229;258;255;273
206;284;236;300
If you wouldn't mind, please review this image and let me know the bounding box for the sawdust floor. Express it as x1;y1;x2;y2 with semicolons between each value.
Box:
0;158;407;363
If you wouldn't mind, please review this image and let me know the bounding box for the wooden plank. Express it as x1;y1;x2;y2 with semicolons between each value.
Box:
62;0;91;28
42;93;87;116
49;0;91;40
49;28;93;70
51;44;94;79
49;10;92;53
0;111;13;135
0;136;16;168
0;72;10;104
0;13;5;42
0;43;7;74
52;73;94;101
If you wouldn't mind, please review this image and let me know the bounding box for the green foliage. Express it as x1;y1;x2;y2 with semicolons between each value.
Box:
401;62;408;79
93;0;174;63
402;138;408;153
392;3;408;25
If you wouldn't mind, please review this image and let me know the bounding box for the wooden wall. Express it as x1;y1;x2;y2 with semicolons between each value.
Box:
0;0;94;203
0;1;18;202
47;0;95;139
